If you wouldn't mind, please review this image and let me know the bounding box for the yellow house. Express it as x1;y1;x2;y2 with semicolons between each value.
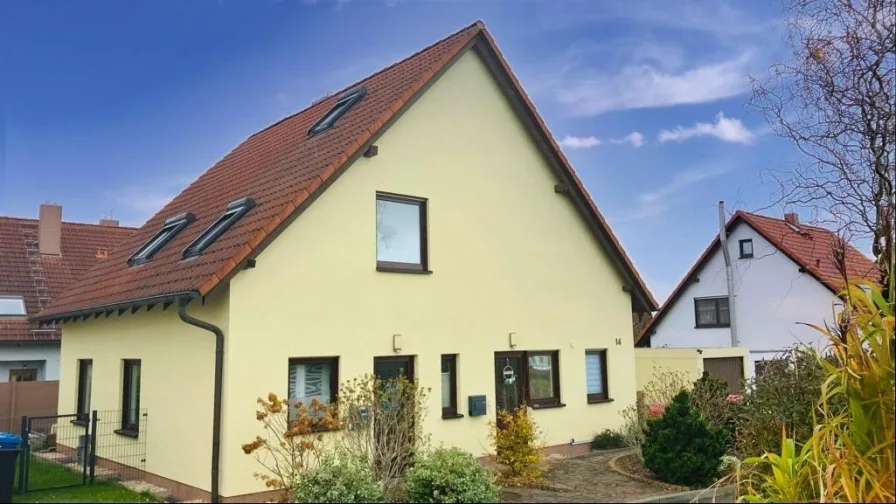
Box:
37;21;656;502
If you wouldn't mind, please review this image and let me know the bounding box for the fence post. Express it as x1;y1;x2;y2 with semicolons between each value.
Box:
89;410;98;484
17;416;29;493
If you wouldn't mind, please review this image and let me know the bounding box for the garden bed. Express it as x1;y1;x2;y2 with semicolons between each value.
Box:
608;452;688;492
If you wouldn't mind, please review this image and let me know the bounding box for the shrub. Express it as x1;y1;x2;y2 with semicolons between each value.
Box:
642;390;727;487
718;455;740;476
241;393;338;494
487;407;545;484
734;347;827;458
590;429;627;451
738;282;895;503
690;371;737;451
291;454;384;503
404;447;500;503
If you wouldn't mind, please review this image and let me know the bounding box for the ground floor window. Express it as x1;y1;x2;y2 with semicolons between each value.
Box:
440;354;458;418
121;359;141;433
288;357;338;420
585;350;609;402
77;359;93;421
494;350;562;412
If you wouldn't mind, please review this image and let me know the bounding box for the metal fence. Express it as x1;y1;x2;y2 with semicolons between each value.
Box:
16;409;148;494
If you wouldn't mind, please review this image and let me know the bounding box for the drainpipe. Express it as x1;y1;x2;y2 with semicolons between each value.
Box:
178;296;223;504
718;201;739;347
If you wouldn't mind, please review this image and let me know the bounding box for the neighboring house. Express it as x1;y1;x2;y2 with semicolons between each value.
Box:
637;211;879;377
0;205;133;382
36;21;656;502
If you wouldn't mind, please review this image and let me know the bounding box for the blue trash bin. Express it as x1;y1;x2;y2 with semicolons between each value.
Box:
0;432;23;502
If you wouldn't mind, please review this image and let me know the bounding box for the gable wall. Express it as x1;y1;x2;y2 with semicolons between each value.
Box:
222;48;637;496
650;221;839;373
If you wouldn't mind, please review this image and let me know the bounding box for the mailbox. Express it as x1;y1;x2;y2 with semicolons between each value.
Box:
468;395;487;417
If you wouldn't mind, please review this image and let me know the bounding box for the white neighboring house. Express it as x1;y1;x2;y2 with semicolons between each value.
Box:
637;211;879;378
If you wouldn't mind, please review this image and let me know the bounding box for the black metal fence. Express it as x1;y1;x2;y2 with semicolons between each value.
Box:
15;409;148;494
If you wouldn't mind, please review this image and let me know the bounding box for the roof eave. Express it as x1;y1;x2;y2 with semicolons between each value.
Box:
35;291;200;324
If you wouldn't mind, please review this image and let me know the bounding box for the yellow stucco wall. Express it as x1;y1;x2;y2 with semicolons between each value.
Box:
56;289;228;492
223;49;639;496
634;347;749;390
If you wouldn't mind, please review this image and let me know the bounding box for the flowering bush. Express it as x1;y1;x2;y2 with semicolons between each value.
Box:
405;447;500;503
726;393;743;404
647;402;666;418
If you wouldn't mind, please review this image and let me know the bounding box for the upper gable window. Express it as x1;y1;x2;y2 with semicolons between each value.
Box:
183;197;256;259
376;193;428;273
739;239;754;259
308;86;367;136
695;296;730;328
0;296;26;316
128;213;195;266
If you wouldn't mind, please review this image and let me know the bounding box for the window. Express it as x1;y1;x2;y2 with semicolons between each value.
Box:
585;350;609;402
120;360;141;434
9;369;37;382
76;359;93;422
288;358;338;421
128;213;195;266
739;239;754;259
527;351;560;407
0;296;26;316
441;355;459;418
376;193;427;272
183;197;256;259
308;87;367;136
754;360;769;378
695;297;731;328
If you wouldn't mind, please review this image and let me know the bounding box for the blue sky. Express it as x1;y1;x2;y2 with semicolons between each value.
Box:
1;0;808;302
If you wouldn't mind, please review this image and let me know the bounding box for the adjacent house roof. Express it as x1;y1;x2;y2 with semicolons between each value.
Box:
0;216;134;341
38;20;657;321
635;211;881;346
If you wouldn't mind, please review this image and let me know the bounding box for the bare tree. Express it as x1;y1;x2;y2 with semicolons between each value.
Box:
750;0;895;302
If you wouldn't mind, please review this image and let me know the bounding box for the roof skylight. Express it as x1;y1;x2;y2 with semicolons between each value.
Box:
183;197;256;259
0;296;27;316
127;213;196;266
308;86;367;136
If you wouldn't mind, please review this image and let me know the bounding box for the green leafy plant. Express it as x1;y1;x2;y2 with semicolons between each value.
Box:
734;347;827;458
738;281;895;503
642;390;727;487
590;429;627;451
487;407;545;485
404;447;500;503
291;453;384;503
691;371;737;451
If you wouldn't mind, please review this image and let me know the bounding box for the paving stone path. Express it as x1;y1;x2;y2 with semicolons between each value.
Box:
500;449;679;503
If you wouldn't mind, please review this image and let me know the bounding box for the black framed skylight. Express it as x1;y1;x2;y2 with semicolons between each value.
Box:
128;212;196;266
308;86;367;136
183;197;256;259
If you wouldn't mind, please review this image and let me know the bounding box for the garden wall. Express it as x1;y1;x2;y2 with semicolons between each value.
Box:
635;348;749;391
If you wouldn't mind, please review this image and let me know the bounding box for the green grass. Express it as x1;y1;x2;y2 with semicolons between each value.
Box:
12;455;158;503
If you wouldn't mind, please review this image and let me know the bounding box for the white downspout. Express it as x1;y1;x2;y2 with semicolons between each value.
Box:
718;201;739;347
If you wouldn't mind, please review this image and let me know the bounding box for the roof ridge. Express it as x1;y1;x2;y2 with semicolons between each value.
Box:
248;20;484;141
0;215;136;230
739;211;834;233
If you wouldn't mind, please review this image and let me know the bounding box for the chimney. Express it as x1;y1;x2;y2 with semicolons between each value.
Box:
38;203;62;256
99;218;119;227
784;212;800;226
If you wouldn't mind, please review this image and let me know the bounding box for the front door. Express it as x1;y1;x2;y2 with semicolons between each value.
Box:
494;352;524;423
372;356;416;476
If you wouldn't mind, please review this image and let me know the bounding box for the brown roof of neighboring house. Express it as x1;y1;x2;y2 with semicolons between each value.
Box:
635;211;881;346
38;20;656;321
0;216;135;341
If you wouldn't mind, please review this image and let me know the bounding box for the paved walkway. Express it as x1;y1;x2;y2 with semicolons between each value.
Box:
501;450;679;503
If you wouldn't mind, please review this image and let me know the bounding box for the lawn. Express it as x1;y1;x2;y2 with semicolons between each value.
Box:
12;455;158;503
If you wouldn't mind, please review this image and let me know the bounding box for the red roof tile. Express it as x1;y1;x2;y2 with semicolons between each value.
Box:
635;211;880;345
0;216;134;341
39;21;656;320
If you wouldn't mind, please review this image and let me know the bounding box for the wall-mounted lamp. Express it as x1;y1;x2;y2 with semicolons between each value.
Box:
508;331;517;349
392;334;402;354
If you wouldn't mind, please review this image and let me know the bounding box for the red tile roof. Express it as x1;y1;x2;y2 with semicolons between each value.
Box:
38;21;656;320
635;211;880;345
0;216;134;341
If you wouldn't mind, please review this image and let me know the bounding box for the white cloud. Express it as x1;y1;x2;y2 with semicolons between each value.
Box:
555;52;752;115
616;165;731;221
559;135;602;149
609;131;645;147
659;112;756;144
